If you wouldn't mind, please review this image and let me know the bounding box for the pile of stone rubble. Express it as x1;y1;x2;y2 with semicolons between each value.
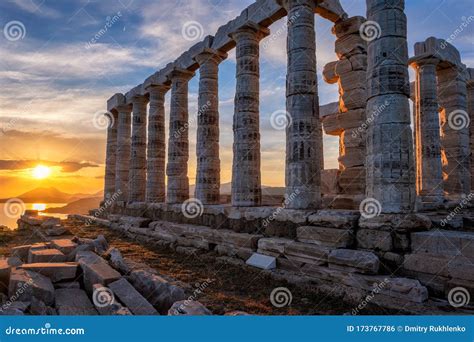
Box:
0;213;214;316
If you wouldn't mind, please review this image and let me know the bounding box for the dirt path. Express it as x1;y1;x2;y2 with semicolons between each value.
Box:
0;220;398;315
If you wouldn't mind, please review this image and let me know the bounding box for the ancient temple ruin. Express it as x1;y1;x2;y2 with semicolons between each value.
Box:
97;0;474;310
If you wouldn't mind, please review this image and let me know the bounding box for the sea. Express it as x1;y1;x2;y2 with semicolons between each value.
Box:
0;203;68;229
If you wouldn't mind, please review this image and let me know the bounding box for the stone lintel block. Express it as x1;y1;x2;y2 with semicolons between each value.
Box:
55;288;98;315
228;20;270;41
307;209;360;228
51;239;78;255
192;47;228;65
20;262;79;283
359;214;431;232
212;10;248;52
76;251;121;293
28;249;66;264
144;62;174;90
414;36;462;68
297;226;353;248
125;84;146;104
356;229;393;251
411;230;474;259
315;0;348;22
165;66;195;81
108;278;158;315
107;93;126;112
319;101;339;118
328;248;380;274
284;241;331;265
248;0;285;27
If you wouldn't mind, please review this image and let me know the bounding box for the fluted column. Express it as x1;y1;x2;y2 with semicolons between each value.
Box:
166;68;195;204
467;68;474;190
146;85;170;203
229;23;269;207
128;95;149;203
115;104;132;201
410;57;444;207
365;0;415;213
285;0;321;209
103;111;118;201
193;49;227;204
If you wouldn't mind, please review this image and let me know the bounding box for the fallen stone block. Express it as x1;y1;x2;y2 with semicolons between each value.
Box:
176;246;198;256
284;242;330;265
9;269;55;306
257;237;293;257
51;239;77;255
384;278;429;303
215;244;254;260
55;288;97;315
356;229;393;251
328;249;379;274
76;251;121;293
168;300;211;315
128;269;186;314
411;230;474;259
29;297;56;315
19;215;43;226
245;253;276;270
308;210;360;229
92;284;132;315
20;263;78;283
40;217;61;229
359;213;431;231
54;281;80;289
118;216;151;229
108;278;158;315
0;257;22;291
297;226;353;247
11;245;32;261
28;249;66;263
45;226;69;236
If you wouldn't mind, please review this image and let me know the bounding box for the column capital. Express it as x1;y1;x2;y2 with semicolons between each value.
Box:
193;48;227;66
228;21;270;42
147;84;171;95
167;67;195;82
130;94;149;105
115;103;132;112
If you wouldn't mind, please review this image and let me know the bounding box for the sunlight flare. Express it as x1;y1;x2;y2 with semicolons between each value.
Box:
32;165;51;179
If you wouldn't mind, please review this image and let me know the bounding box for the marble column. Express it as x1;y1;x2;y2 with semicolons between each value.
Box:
365;0;416;213
115;104;132;201
410;57;444;207
193;49;227;204
467;68;474;190
229;22;269;207
284;0;321;209
166;68;195;204
146;85;170;203
128;95;149;203
438;67;471;197
103;111;118;201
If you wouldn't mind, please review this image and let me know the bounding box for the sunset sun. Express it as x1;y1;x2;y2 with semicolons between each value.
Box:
32;165;51;179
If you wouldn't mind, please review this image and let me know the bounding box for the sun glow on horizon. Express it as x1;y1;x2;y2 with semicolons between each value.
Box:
32;165;51;179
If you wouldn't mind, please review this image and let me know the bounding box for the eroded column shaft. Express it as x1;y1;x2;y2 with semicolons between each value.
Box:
115;105;132;201
285;0;321;209
104;111;118;201
146;86;169;203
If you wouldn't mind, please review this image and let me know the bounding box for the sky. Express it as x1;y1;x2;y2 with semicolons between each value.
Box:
0;0;472;198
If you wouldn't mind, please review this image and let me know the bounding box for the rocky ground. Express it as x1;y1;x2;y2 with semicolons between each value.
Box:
0;213;402;315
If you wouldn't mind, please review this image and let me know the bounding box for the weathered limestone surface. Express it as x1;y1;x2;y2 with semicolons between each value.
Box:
114;96;132;201
365;0;415;213
0;257;22;291
284;0;322;209
409;55;444;207
146;85;170;203
108;278;158;315
76;251;121;293
55;288;98;315
193;48;227;204
128;91;149;203
467;68;474;190
230;22;269;207
168;300;212;316
103;111;118;201
28;249;66;263
328;248;379;274
9;269;55;306
20;263;79;283
166;68;195;204
51;239;77;255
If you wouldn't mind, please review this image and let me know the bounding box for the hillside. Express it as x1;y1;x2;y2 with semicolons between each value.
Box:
43;196;102;215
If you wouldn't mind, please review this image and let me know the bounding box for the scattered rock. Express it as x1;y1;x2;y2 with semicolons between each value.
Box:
28;249;66;263
51;239;77;255
92;284;132;316
20;263;79;283
55;288;97;315
328;249;380;274
108;278;158;315
168;300;211;315
245;253;276;270
9;269;55;306
76;251;121;293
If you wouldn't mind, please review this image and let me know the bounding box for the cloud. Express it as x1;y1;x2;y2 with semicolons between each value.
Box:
11;0;61;18
0;159;98;172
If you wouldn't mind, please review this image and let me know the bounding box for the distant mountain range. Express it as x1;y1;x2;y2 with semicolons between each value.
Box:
0;187;102;204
